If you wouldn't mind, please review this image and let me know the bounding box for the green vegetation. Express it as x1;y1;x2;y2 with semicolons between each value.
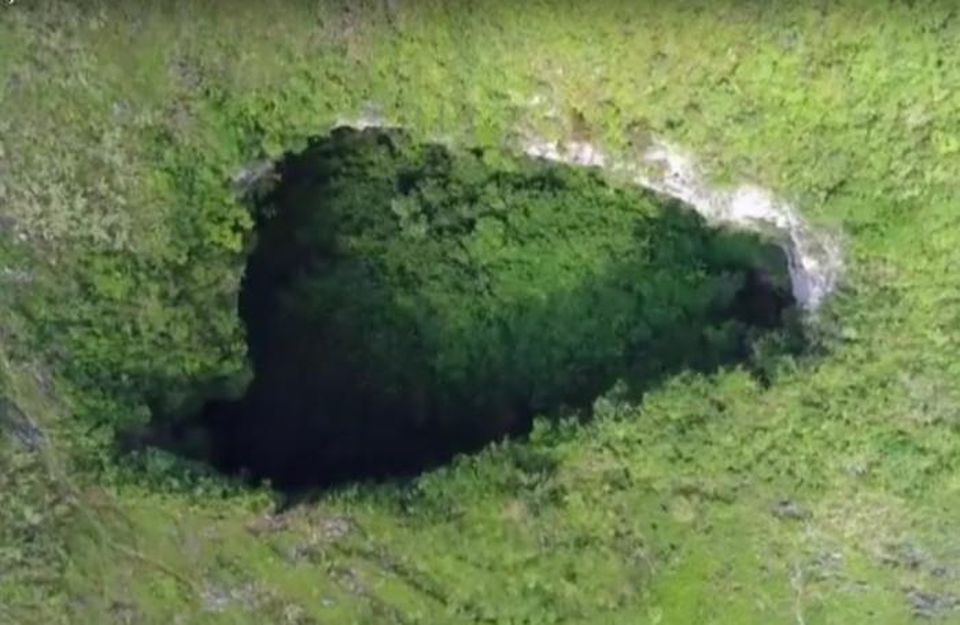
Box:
1;1;960;623
178;127;791;488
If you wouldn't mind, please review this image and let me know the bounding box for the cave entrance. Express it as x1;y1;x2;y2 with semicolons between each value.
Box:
162;127;800;491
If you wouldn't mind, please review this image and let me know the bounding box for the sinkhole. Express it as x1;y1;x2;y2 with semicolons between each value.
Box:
155;127;802;491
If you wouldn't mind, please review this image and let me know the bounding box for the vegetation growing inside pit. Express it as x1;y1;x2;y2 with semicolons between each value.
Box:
168;128;796;488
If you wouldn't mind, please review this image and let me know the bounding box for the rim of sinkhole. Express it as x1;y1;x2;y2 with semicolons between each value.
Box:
141;125;815;493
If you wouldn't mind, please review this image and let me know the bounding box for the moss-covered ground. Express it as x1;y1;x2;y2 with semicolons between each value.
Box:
2;1;960;623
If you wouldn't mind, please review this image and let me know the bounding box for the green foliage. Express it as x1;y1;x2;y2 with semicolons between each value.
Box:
206;128;788;486
3;0;960;623
0;445;73;625
0;348;75;625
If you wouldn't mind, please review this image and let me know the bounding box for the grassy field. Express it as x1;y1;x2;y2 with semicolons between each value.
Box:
2;1;960;623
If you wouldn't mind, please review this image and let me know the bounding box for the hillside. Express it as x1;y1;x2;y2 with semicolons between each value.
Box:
2;2;959;623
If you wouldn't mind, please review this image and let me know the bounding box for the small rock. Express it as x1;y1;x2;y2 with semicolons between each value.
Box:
881;542;930;571
282;603;307;624
111;100;131;121
847;462;868;477
231;160;279;199
905;588;960;619
246;512;290;536
286;543;319;563
0;266;34;285
201;582;262;613
0;398;46;452
771;499;810;521
338;568;366;595
809;550;844;579
318;515;353;542
109;600;140;625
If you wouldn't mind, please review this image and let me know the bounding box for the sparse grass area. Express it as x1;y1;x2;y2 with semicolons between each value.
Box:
2;1;960;623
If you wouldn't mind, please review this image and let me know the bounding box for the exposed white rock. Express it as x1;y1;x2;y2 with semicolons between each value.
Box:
333;113;392;131
523;138;842;311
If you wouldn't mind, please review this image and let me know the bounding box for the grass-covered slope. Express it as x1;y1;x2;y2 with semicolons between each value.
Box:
1;1;960;623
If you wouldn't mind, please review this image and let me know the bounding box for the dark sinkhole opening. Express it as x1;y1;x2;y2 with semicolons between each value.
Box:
148;127;802;492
